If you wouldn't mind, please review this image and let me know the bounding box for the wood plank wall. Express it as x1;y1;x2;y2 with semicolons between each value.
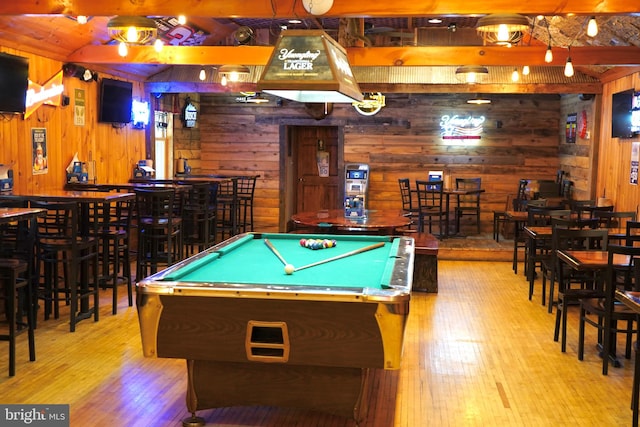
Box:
0;47;146;192
597;74;640;214
195;93;562;233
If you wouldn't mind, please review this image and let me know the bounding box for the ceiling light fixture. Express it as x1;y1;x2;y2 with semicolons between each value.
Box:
219;64;250;86
301;0;334;15
564;55;574;77
522;65;530;75
199;68;206;81
587;17;598;37
544;45;553;63
455;66;489;84
511;68;520;82
476;13;530;46
107;16;159;57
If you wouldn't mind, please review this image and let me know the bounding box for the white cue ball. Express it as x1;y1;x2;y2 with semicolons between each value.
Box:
284;264;295;275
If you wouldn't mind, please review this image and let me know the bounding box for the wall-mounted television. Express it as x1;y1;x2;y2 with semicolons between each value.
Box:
611;88;634;138
98;78;133;124
0;53;29;114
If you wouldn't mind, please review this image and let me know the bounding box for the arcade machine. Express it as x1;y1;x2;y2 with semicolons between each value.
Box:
344;163;369;218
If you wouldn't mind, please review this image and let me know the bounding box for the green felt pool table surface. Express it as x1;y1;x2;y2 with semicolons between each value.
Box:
153;232;411;292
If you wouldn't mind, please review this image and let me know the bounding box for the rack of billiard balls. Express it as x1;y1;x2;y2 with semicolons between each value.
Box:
299;238;337;250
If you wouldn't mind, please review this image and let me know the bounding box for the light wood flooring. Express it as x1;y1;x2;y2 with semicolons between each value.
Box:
0;258;635;427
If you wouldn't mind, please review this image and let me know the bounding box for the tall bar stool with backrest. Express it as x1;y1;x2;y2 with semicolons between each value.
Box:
92;198;133;314
216;178;239;242
415;179;445;237
31;200;99;332
182;182;213;257
398;178;418;230
455;177;481;234
135;188;183;281
237;176;257;233
0;202;36;376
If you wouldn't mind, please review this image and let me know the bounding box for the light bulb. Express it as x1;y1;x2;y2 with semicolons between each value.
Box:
522;65;530;75
199;68;206;81
126;26;139;43
178;15;187;25
544;46;553;63
564;57;574;77
153;39;164;52
229;71;240;82
118;41;128;57
511;68;520;82
221;75;227;86
497;24;510;42
465;72;477;84
76;15;88;25
587;17;598;37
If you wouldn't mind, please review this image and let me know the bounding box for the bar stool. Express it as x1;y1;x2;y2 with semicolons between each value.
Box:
182;182;213;257
93;199;133;314
237;176;257;233
0;258;35;376
216;178;239;242
31;200;100;332
135;188;183;280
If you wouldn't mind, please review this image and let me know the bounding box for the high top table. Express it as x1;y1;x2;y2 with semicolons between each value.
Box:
291;209;411;235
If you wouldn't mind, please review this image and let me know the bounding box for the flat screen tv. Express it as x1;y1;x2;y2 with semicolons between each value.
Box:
611;88;634;138
0;53;29;114
98;78;133;124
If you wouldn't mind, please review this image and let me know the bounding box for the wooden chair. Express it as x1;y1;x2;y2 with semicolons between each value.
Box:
493;194;512;242
415;180;446;237
578;244;640;375
627;221;640;247
454;177;481;234
236;176;257;233
553;227;609;352
596;211;637;244
398;178;418;230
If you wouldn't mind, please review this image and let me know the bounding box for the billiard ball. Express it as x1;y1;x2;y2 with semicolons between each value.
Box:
284;264;295;275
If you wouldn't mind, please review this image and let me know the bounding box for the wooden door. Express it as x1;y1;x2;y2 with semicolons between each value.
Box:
293;126;341;213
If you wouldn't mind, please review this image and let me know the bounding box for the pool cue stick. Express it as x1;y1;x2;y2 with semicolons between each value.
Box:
264;238;289;266
294;242;385;272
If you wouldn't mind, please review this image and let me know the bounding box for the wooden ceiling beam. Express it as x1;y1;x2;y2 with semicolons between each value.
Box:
68;45;640;67
1;0;639;17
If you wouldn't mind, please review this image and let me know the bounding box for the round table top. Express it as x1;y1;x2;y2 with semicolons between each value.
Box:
291;209;411;232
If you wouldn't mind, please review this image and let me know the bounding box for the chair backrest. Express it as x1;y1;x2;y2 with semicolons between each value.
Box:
183;182;211;212
527;207;571;226
134;188;176;223
237;176;257;198
626;221;640;247
553;227;609;252
398;178;413;211
29;200;80;242
517;179;529;200
415;179;443;210
551;216;599;230
559;179;573;199
595;210;637;230
455;178;481;207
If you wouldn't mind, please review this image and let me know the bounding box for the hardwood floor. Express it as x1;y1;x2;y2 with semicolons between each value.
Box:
0;258;634;427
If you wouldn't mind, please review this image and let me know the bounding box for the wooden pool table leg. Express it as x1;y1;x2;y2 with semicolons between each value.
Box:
183;360;205;427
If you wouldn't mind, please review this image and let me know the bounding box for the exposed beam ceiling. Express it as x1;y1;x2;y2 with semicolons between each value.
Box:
0;0;639;17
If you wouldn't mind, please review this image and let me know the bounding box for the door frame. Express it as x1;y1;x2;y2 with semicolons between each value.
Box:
278;123;345;231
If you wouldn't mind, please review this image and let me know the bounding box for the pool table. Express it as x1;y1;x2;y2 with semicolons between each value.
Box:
136;232;414;424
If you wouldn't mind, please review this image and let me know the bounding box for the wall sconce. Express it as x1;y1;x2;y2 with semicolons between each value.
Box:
455;66;489;84
219;64;250;86
107;16;161;57
476;14;530;46
352;92;386;116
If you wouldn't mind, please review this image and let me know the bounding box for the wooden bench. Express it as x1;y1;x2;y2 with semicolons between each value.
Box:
404;232;439;293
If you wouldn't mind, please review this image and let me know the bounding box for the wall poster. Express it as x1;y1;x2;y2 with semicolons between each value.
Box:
631;141;639;185
32;127;48;175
